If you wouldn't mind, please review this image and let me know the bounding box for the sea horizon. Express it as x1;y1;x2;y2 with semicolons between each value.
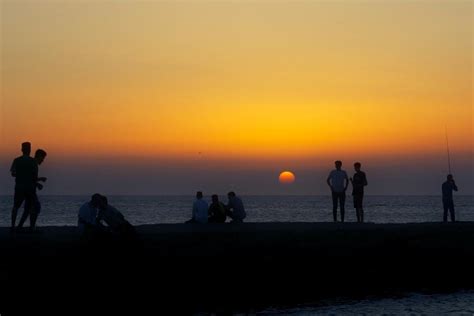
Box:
2;195;473;227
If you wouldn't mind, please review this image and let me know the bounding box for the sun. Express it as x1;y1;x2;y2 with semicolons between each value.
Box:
279;171;296;184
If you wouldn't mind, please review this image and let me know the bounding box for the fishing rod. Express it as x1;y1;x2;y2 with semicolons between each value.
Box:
445;125;459;221
445;125;451;175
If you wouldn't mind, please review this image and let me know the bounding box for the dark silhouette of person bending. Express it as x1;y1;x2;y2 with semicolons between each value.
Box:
327;160;349;222
350;162;368;223
442;174;458;222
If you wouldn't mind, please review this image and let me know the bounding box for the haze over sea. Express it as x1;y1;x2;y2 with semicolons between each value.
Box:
1;195;472;227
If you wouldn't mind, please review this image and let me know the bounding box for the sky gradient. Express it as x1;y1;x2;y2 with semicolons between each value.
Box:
1;0;472;195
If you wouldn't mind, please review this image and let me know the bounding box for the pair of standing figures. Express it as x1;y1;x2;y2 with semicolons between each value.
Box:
327;160;367;223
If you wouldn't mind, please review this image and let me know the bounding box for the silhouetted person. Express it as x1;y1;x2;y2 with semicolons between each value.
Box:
327;160;349;222
9;142;37;230
226;192;246;223
78;194;104;237
350;162;368;223
18;149;47;231
97;195;136;238
208;194;227;223
442;174;458;222
186;191;208;223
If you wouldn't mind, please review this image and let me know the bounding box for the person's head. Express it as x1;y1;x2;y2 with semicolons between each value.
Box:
99;195;108;210
196;191;203;199
212;194;219;203
34;149;47;165
447;174;454;181
90;193;103;208
354;162;361;172
21;142;31;156
227;191;236;199
335;160;342;170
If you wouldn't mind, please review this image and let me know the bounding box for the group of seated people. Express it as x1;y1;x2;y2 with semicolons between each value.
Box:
77;191;245;239
78;193;135;239
186;191;246;224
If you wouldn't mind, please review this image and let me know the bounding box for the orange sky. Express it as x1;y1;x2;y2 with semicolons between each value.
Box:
0;1;472;194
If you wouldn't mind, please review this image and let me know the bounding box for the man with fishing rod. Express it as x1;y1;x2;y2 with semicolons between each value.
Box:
442;174;458;222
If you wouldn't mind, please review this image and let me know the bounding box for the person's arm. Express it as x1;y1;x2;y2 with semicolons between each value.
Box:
344;173;349;191
10;160;16;177
452;181;458;191
326;174;332;189
38;177;47;182
363;174;368;186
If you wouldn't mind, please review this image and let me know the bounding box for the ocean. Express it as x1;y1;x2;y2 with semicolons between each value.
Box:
1;194;473;226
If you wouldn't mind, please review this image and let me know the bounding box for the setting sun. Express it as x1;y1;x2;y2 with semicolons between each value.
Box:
279;171;296;184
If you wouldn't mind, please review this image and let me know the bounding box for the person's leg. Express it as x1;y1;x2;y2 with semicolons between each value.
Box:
11;206;20;229
340;193;346;223
443;200;448;222
17;207;30;228
30;196;41;230
449;201;455;222
19;192;36;229
332;192;338;222
353;196;359;222
11;190;25;229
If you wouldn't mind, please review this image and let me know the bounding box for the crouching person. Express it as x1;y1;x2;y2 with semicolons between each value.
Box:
78;193;108;241
97;195;136;240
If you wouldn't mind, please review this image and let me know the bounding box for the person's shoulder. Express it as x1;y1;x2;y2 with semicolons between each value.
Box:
79;202;91;209
12;156;24;163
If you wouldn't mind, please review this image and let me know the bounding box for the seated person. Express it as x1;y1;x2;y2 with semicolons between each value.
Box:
226;191;246;223
208;194;226;223
97;195;135;237
186;191;208;224
78;194;103;236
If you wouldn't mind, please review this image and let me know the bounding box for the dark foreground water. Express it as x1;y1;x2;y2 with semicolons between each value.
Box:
0;195;473;226
260;291;474;315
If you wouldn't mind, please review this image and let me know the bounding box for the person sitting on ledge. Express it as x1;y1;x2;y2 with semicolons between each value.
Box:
208;194;227;223
185;191;208;224
226;191;246;223
97;195;135;237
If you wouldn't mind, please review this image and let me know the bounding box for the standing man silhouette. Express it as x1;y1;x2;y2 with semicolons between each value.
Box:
350;162;368;223
9;142;37;230
327;160;349;222
442;174;458;222
17;149;47;231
